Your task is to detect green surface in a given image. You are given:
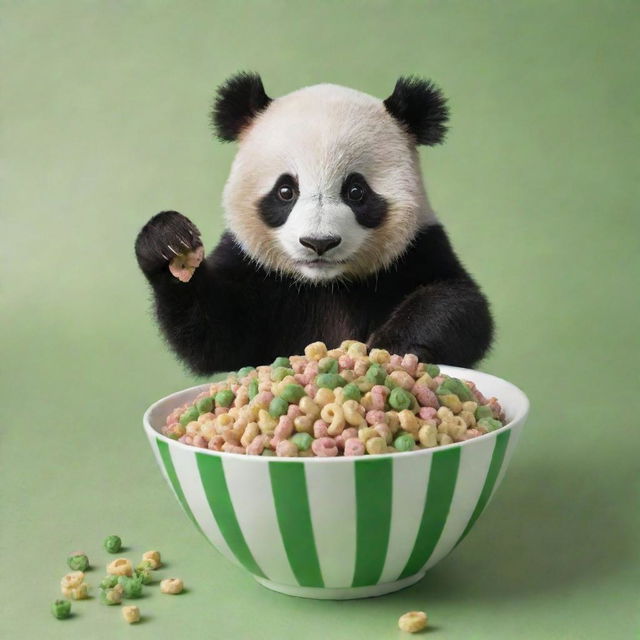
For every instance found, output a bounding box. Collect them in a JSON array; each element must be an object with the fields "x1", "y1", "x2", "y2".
[{"x1": 1, "y1": 1, "x2": 638, "y2": 638}]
